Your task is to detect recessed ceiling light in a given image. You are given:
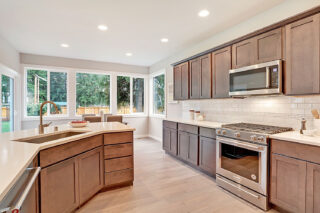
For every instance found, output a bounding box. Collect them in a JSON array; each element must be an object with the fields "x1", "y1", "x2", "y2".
[
  {"x1": 60, "y1": 43, "x2": 69, "y2": 48},
  {"x1": 126, "y1": 52, "x2": 133, "y2": 56},
  {"x1": 98, "y1": 25, "x2": 108, "y2": 31},
  {"x1": 161, "y1": 38, "x2": 169, "y2": 43},
  {"x1": 198, "y1": 9, "x2": 210, "y2": 17}
]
